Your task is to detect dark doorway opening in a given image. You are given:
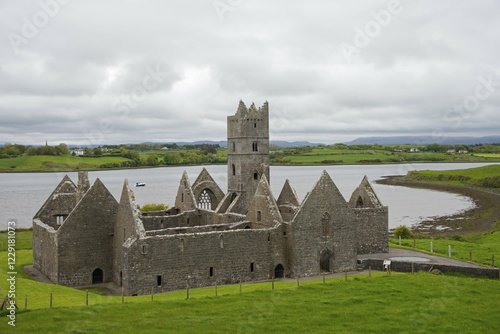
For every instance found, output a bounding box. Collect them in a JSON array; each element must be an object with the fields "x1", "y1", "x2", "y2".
[
  {"x1": 274, "y1": 264, "x2": 284, "y2": 278},
  {"x1": 320, "y1": 250, "x2": 332, "y2": 273},
  {"x1": 92, "y1": 268, "x2": 103, "y2": 284}
]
